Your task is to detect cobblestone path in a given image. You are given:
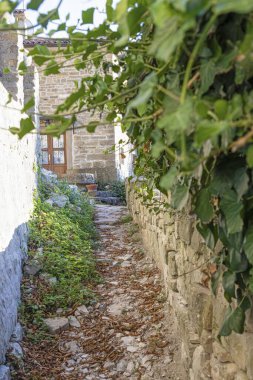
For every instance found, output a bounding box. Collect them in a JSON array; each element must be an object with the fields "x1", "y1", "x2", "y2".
[
  {"x1": 57, "y1": 205, "x2": 185, "y2": 380},
  {"x1": 21, "y1": 204, "x2": 186, "y2": 379}
]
